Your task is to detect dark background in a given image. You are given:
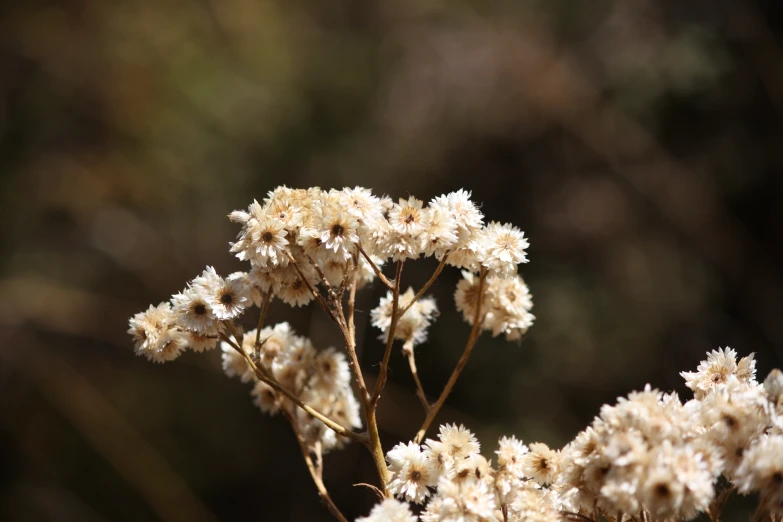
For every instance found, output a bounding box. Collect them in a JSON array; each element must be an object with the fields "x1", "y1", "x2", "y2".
[{"x1": 2, "y1": 0, "x2": 783, "y2": 520}]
